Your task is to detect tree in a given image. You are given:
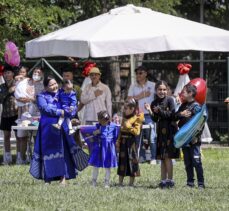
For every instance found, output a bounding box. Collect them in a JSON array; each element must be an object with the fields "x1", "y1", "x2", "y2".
[
  {"x1": 0, "y1": 0, "x2": 81, "y2": 59},
  {"x1": 176, "y1": 0, "x2": 229, "y2": 29},
  {"x1": 0, "y1": 0, "x2": 183, "y2": 109}
]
